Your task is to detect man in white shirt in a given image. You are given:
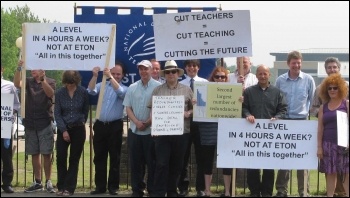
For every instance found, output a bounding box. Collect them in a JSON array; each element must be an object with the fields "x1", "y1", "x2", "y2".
[
  {"x1": 179, "y1": 59, "x2": 208, "y2": 197},
  {"x1": 228, "y1": 56, "x2": 258, "y2": 88}
]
